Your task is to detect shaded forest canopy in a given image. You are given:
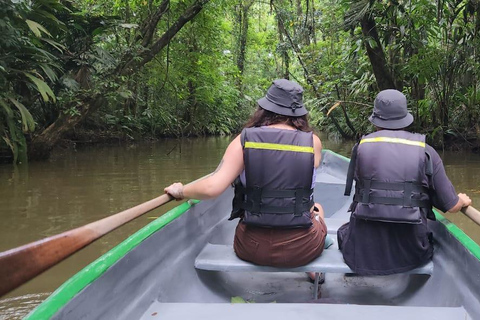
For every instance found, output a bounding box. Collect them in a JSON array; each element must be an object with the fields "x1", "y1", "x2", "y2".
[{"x1": 2, "y1": 0, "x2": 480, "y2": 163}]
